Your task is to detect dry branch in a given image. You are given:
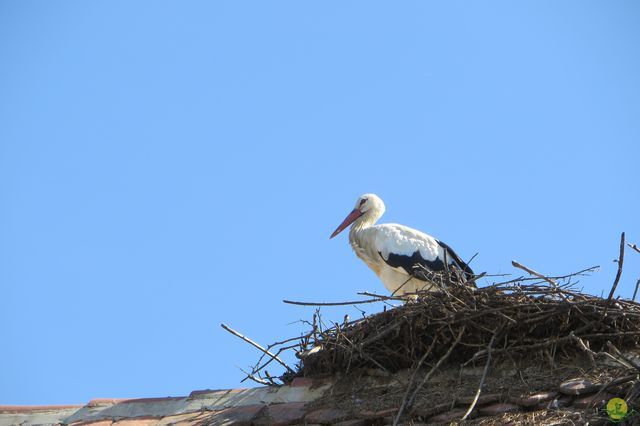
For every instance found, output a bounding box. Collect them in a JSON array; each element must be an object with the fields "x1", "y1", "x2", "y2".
[
  {"x1": 603, "y1": 232, "x2": 626, "y2": 316},
  {"x1": 394, "y1": 327, "x2": 466, "y2": 425},
  {"x1": 511, "y1": 260, "x2": 559, "y2": 288},
  {"x1": 282, "y1": 297, "x2": 393, "y2": 306},
  {"x1": 462, "y1": 331, "x2": 498, "y2": 420},
  {"x1": 221, "y1": 323, "x2": 294, "y2": 375},
  {"x1": 284, "y1": 265, "x2": 640, "y2": 380}
]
